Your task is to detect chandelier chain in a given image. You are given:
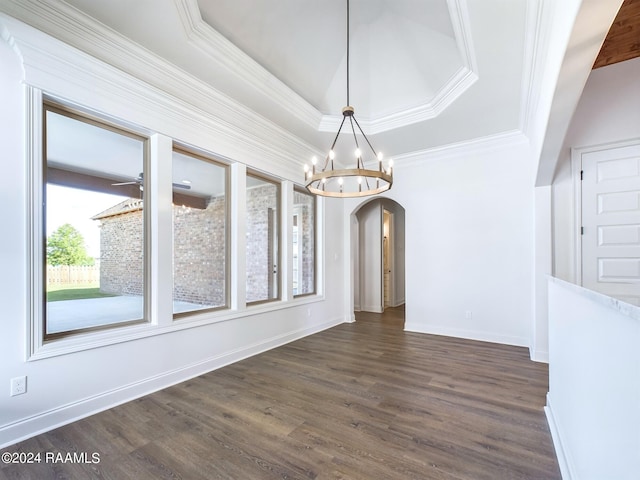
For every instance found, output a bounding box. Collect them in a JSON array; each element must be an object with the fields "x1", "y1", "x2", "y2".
[{"x1": 346, "y1": 0, "x2": 350, "y2": 107}]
